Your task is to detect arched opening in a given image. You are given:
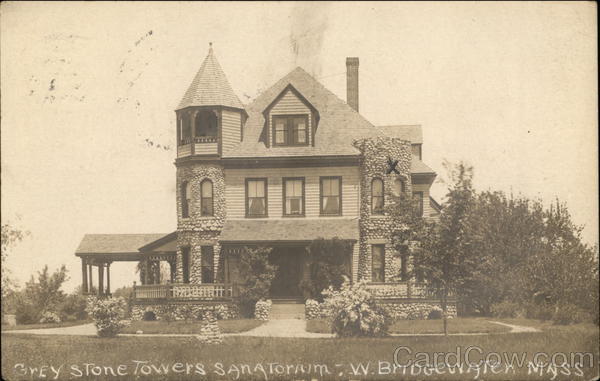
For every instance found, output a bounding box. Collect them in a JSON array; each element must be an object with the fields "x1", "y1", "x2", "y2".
[
  {"x1": 371, "y1": 178, "x2": 384, "y2": 214},
  {"x1": 143, "y1": 311, "x2": 157, "y2": 321},
  {"x1": 392, "y1": 178, "x2": 405, "y2": 197},
  {"x1": 200, "y1": 179, "x2": 214, "y2": 216},
  {"x1": 195, "y1": 110, "x2": 218, "y2": 140}
]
